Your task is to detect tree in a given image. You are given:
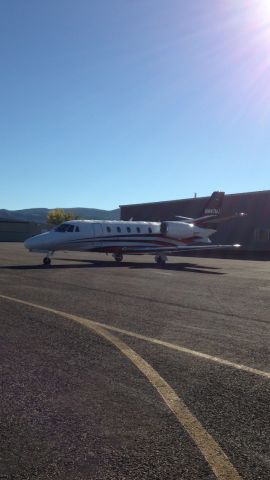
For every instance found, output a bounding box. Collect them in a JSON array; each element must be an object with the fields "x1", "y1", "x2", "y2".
[{"x1": 47, "y1": 209, "x2": 74, "y2": 225}]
